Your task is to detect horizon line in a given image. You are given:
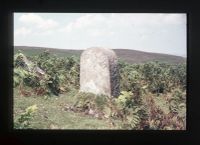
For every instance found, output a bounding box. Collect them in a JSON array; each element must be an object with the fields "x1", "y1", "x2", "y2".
[{"x1": 14, "y1": 45, "x2": 187, "y2": 58}]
